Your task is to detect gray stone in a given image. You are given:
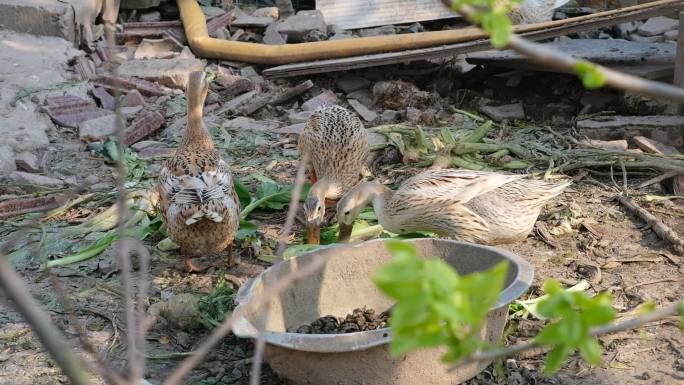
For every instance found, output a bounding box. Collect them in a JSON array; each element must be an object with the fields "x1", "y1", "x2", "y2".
[
  {"x1": 8, "y1": 171, "x2": 64, "y2": 188},
  {"x1": 79, "y1": 115, "x2": 119, "y2": 142},
  {"x1": 406, "y1": 107, "x2": 422, "y2": 124},
  {"x1": 301, "y1": 90, "x2": 340, "y2": 111},
  {"x1": 637, "y1": 16, "x2": 678, "y2": 37},
  {"x1": 335, "y1": 75, "x2": 371, "y2": 94},
  {"x1": 0, "y1": 0, "x2": 76, "y2": 43},
  {"x1": 381, "y1": 110, "x2": 401, "y2": 123},
  {"x1": 232, "y1": 8, "x2": 273, "y2": 28},
  {"x1": 664, "y1": 29, "x2": 679, "y2": 41},
  {"x1": 253, "y1": 7, "x2": 279, "y2": 20},
  {"x1": 479, "y1": 102, "x2": 525, "y2": 121},
  {"x1": 577, "y1": 115, "x2": 684, "y2": 148},
  {"x1": 14, "y1": 152, "x2": 41, "y2": 173},
  {"x1": 359, "y1": 25, "x2": 395, "y2": 37},
  {"x1": 347, "y1": 99, "x2": 377, "y2": 122},
  {"x1": 117, "y1": 57, "x2": 204, "y2": 89},
  {"x1": 273, "y1": 123, "x2": 305, "y2": 134},
  {"x1": 121, "y1": 90, "x2": 146, "y2": 107},
  {"x1": 288, "y1": 110, "x2": 314, "y2": 124},
  {"x1": 329, "y1": 32, "x2": 355, "y2": 41},
  {"x1": 0, "y1": 144, "x2": 16, "y2": 174},
  {"x1": 263, "y1": 22, "x2": 287, "y2": 45},
  {"x1": 628, "y1": 34, "x2": 665, "y2": 43},
  {"x1": 139, "y1": 11, "x2": 161, "y2": 22},
  {"x1": 347, "y1": 89, "x2": 374, "y2": 107},
  {"x1": 277, "y1": 10, "x2": 326, "y2": 41},
  {"x1": 222, "y1": 117, "x2": 279, "y2": 132},
  {"x1": 131, "y1": 140, "x2": 166, "y2": 152},
  {"x1": 407, "y1": 22, "x2": 424, "y2": 33}
]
